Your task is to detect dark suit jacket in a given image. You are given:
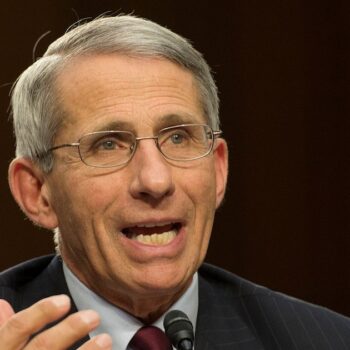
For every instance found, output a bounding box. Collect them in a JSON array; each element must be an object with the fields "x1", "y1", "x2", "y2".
[{"x1": 1, "y1": 255, "x2": 349, "y2": 349}]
